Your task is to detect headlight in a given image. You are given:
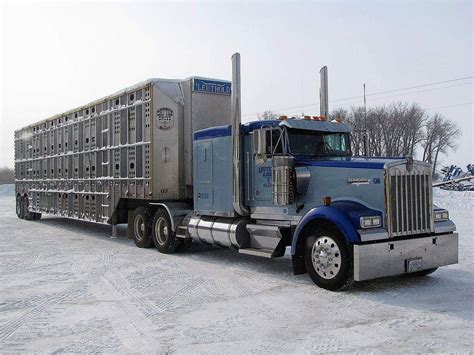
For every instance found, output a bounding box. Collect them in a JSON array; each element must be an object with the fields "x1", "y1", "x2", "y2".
[
  {"x1": 434, "y1": 210, "x2": 449, "y2": 221},
  {"x1": 360, "y1": 216, "x2": 382, "y2": 228}
]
